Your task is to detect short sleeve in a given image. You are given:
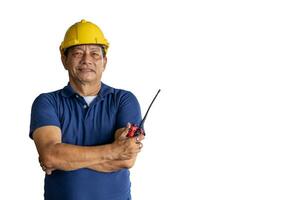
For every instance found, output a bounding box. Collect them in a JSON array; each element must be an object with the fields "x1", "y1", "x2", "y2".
[
  {"x1": 116, "y1": 91, "x2": 142, "y2": 130},
  {"x1": 29, "y1": 94, "x2": 61, "y2": 139}
]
